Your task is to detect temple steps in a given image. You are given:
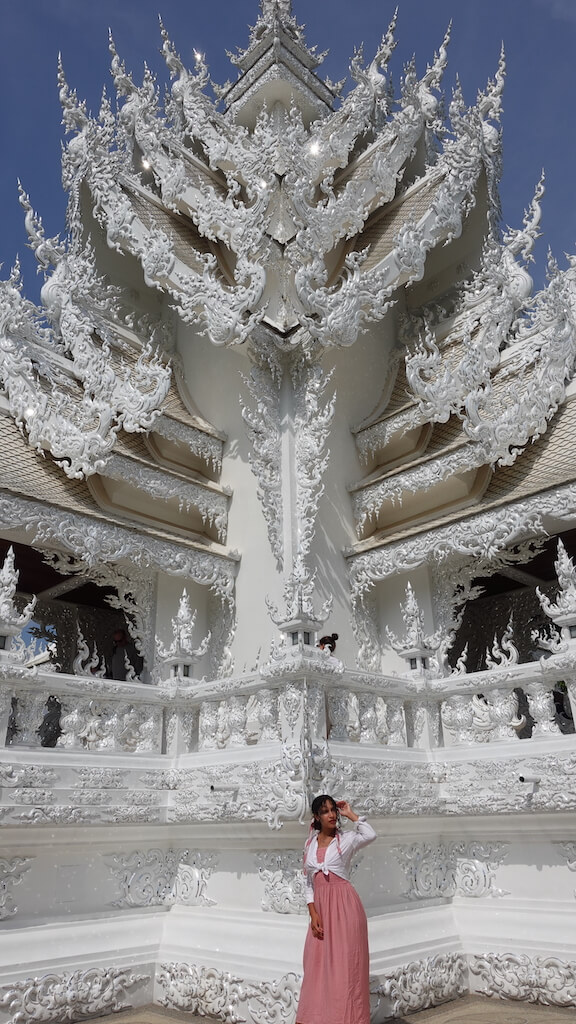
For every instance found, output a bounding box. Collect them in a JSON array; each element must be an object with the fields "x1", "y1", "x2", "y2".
[{"x1": 89, "y1": 997, "x2": 576, "y2": 1023}]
